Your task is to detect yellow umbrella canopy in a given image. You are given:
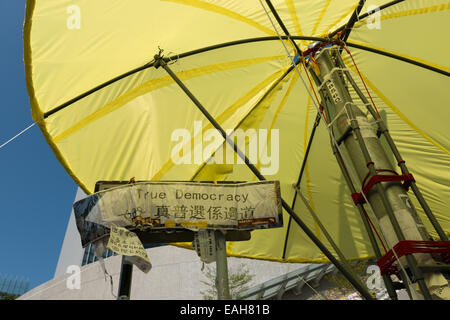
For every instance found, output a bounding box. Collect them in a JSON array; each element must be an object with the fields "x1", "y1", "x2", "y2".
[{"x1": 24, "y1": 0, "x2": 450, "y2": 263}]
